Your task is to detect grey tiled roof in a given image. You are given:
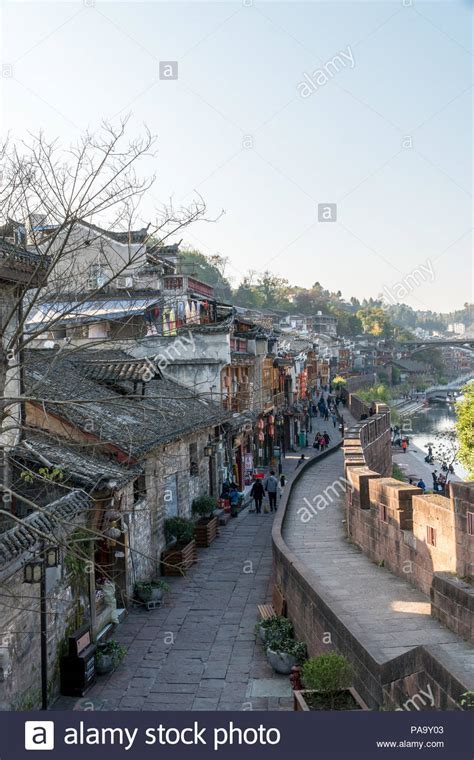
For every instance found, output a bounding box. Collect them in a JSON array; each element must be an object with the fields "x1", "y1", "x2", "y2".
[
  {"x1": 24, "y1": 349, "x2": 230, "y2": 460},
  {"x1": 13, "y1": 432, "x2": 140, "y2": 490},
  {"x1": 0, "y1": 490, "x2": 92, "y2": 568}
]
